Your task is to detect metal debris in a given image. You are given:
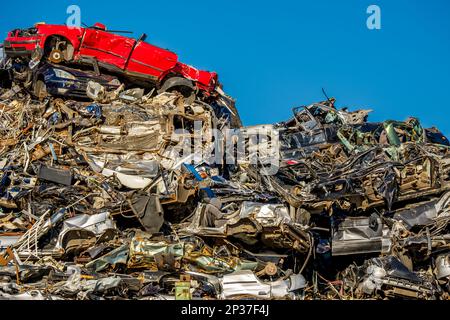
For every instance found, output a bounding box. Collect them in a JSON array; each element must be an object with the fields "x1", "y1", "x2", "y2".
[{"x1": 0, "y1": 44, "x2": 449, "y2": 302}]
